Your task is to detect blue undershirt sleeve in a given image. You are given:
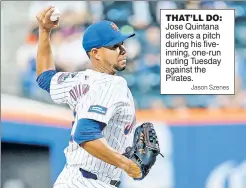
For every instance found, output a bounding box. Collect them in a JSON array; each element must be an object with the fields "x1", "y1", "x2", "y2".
[
  {"x1": 73, "y1": 118, "x2": 106, "y2": 145},
  {"x1": 36, "y1": 70, "x2": 57, "y2": 93}
]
